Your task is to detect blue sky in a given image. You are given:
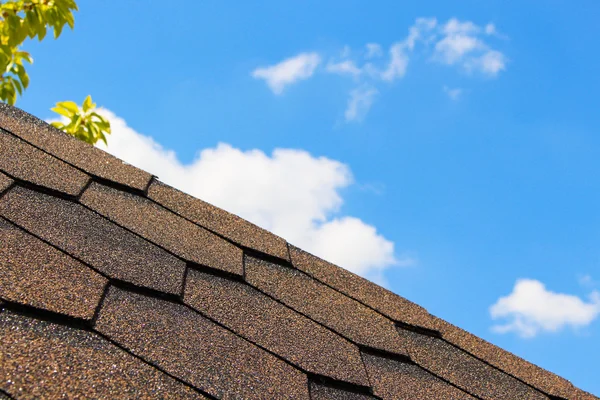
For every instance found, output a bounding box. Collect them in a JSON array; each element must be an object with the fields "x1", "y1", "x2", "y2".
[{"x1": 14, "y1": 0, "x2": 600, "y2": 394}]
